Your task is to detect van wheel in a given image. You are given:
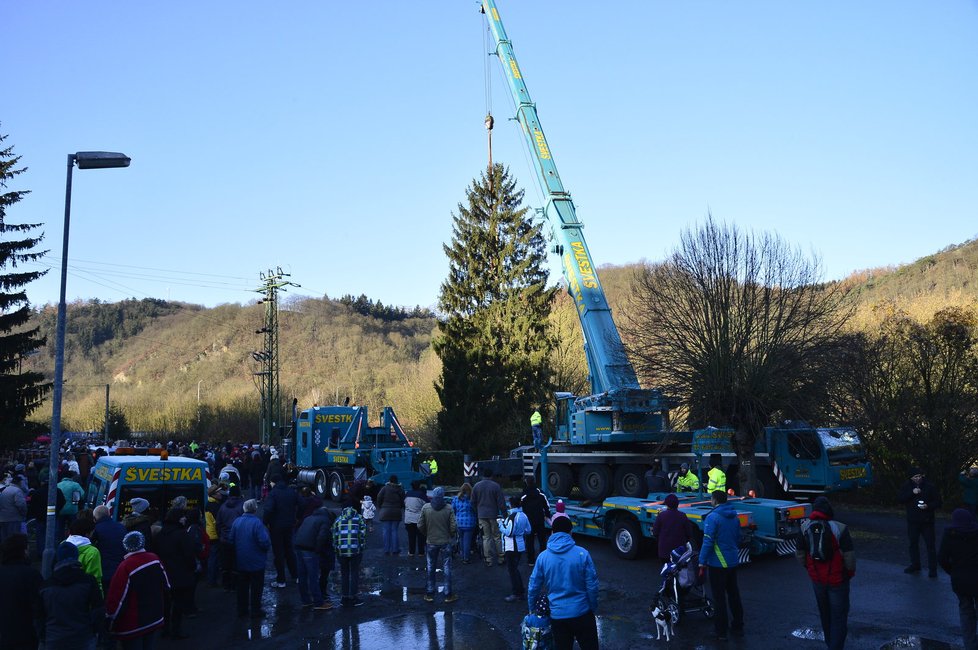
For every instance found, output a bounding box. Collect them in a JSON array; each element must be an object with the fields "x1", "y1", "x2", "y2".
[
  {"x1": 314, "y1": 470, "x2": 328, "y2": 496},
  {"x1": 612, "y1": 518, "x2": 642, "y2": 560},
  {"x1": 329, "y1": 472, "x2": 344, "y2": 501}
]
